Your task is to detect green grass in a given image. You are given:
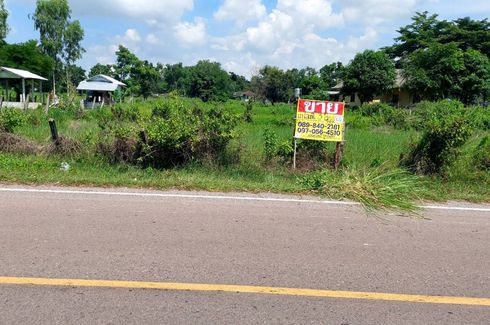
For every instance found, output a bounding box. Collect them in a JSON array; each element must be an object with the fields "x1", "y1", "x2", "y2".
[{"x1": 1, "y1": 98, "x2": 489, "y2": 212}]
